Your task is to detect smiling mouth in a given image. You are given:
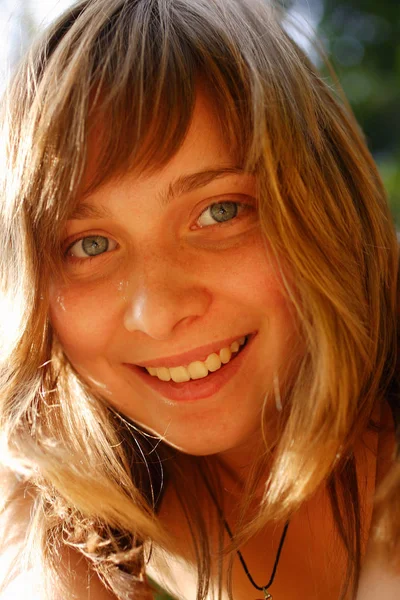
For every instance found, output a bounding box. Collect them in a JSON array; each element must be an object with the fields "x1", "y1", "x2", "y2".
[
  {"x1": 137, "y1": 334, "x2": 251, "y2": 384},
  {"x1": 125, "y1": 333, "x2": 256, "y2": 402}
]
